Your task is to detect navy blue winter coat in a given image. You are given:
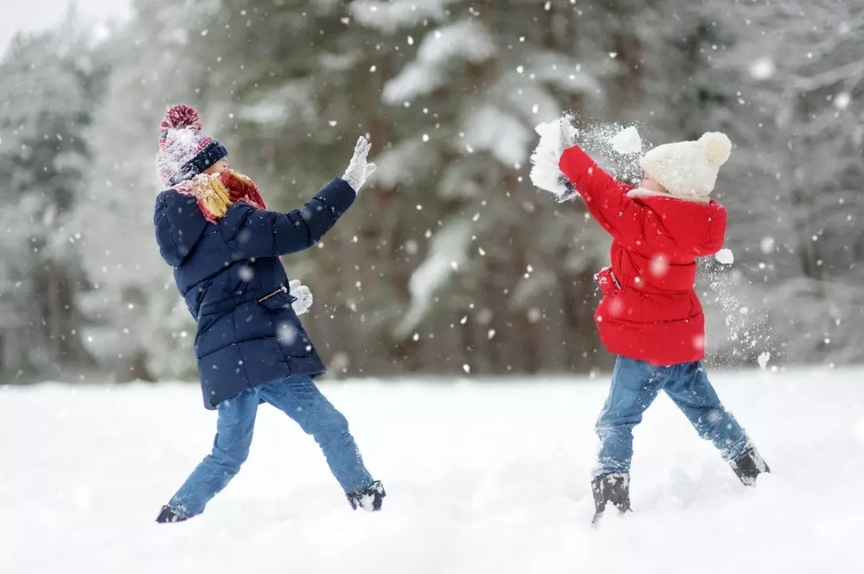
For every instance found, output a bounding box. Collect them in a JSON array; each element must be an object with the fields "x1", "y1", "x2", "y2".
[{"x1": 153, "y1": 178, "x2": 356, "y2": 409}]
